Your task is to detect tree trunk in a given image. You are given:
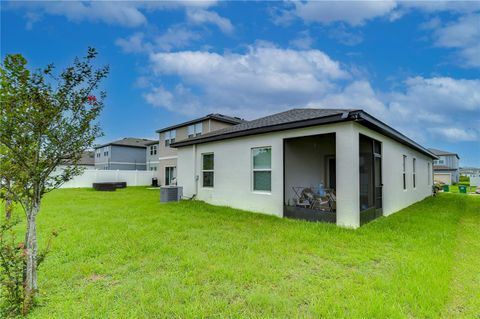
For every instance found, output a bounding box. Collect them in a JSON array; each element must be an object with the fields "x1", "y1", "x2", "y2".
[
  {"x1": 5, "y1": 198, "x2": 12, "y2": 219},
  {"x1": 24, "y1": 200, "x2": 39, "y2": 309}
]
